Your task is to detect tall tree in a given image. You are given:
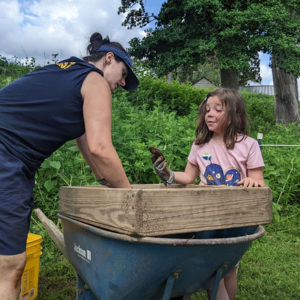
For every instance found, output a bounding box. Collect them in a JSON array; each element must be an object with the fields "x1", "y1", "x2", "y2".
[
  {"x1": 267, "y1": 1, "x2": 300, "y2": 123},
  {"x1": 272, "y1": 56, "x2": 299, "y2": 123},
  {"x1": 165, "y1": 57, "x2": 221, "y2": 85},
  {"x1": 119, "y1": 0, "x2": 300, "y2": 123},
  {"x1": 119, "y1": 0, "x2": 265, "y2": 88}
]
